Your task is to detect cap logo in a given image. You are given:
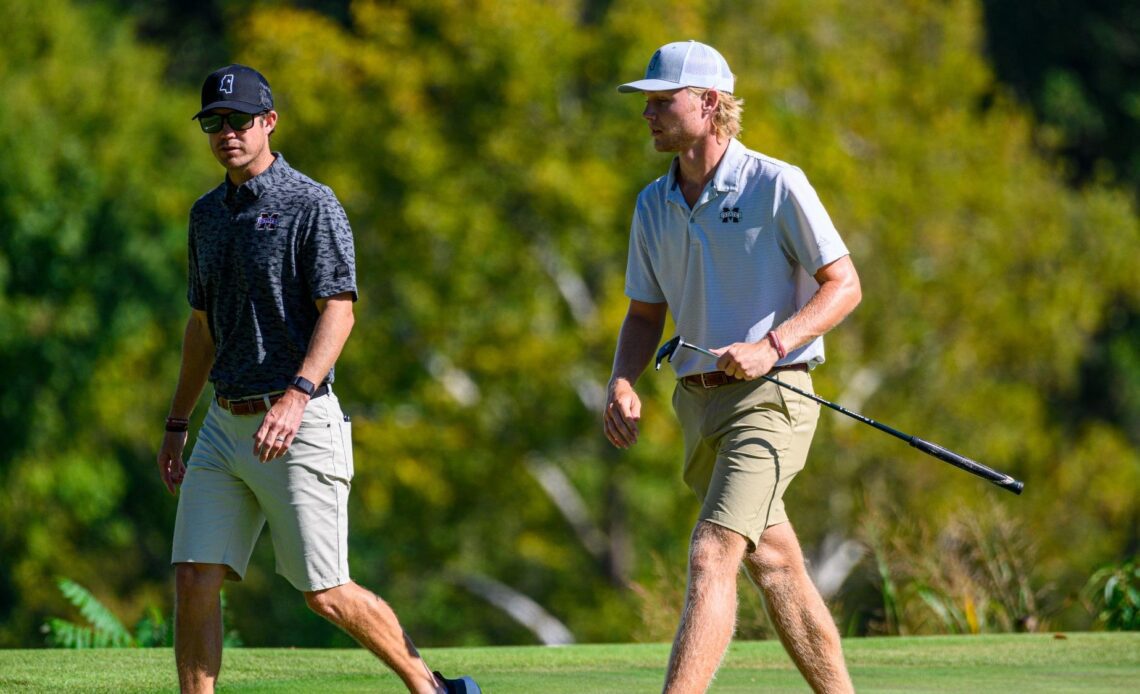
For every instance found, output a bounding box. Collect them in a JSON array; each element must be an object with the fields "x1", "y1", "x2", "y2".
[
  {"x1": 218, "y1": 74, "x2": 234, "y2": 95},
  {"x1": 647, "y1": 50, "x2": 662, "y2": 73}
]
